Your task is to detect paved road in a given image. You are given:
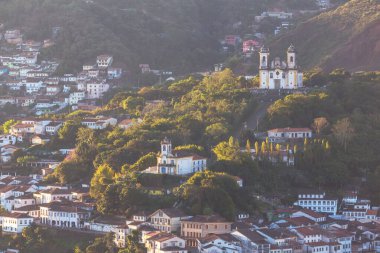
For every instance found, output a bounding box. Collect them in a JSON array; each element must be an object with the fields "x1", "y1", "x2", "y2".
[{"x1": 234, "y1": 90, "x2": 285, "y2": 138}]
